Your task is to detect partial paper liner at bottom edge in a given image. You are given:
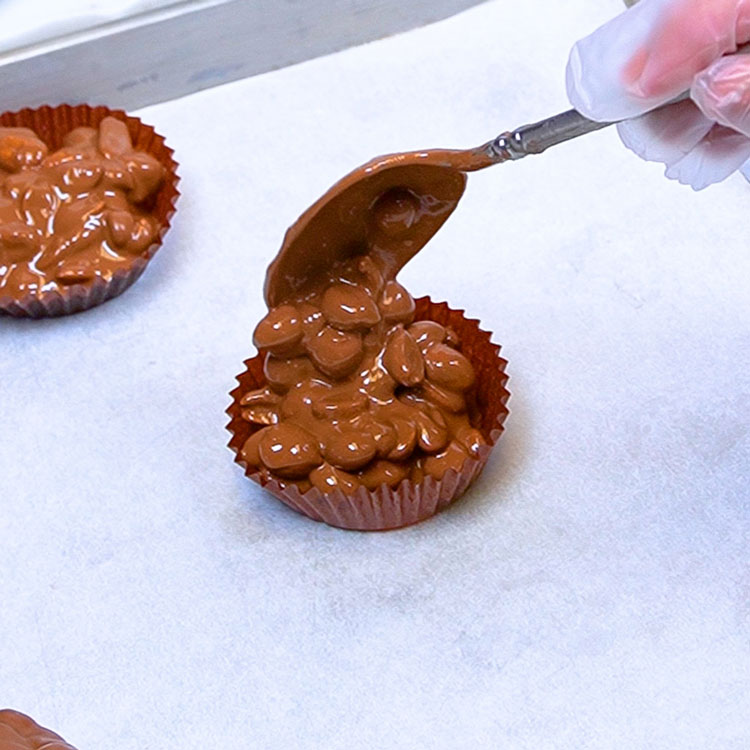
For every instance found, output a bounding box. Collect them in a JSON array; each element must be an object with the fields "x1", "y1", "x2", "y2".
[{"x1": 226, "y1": 297, "x2": 511, "y2": 531}]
